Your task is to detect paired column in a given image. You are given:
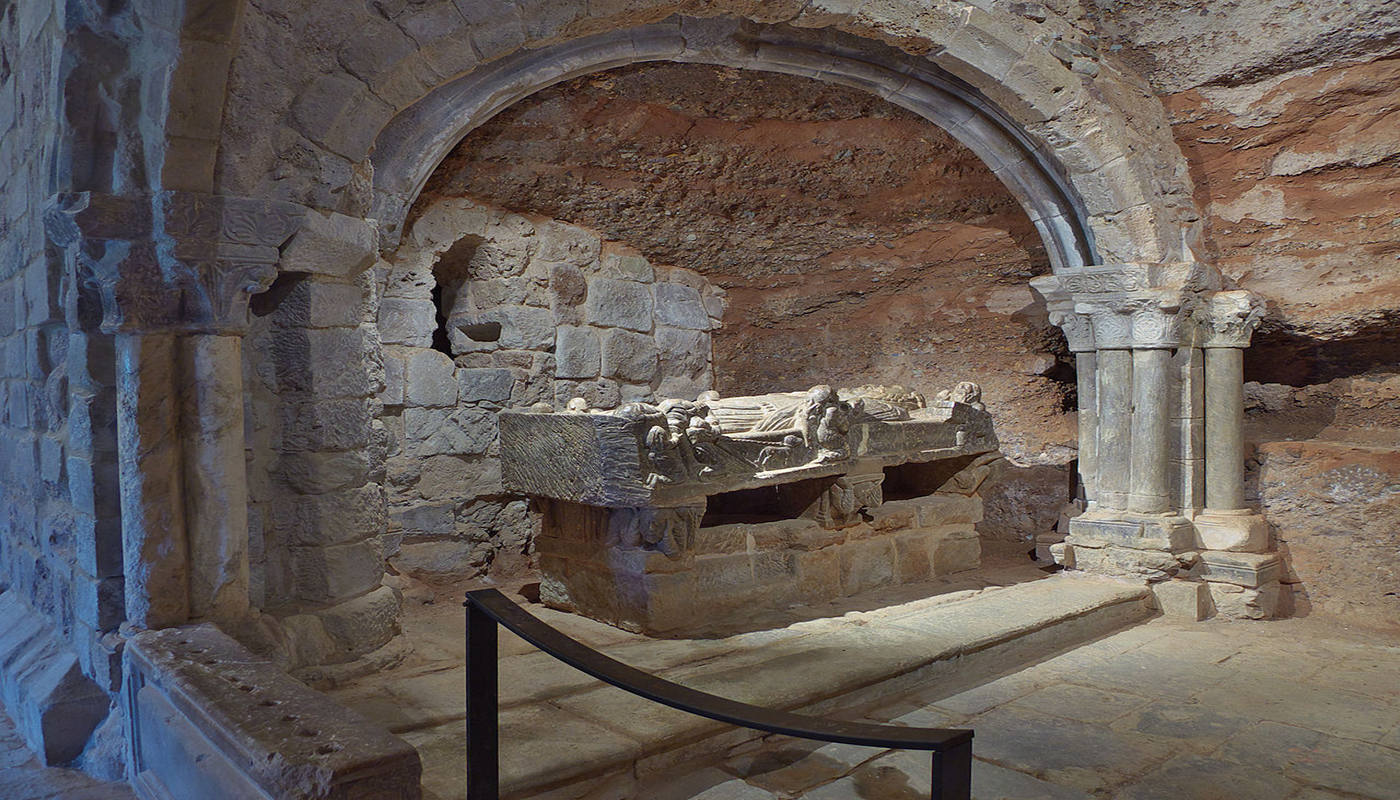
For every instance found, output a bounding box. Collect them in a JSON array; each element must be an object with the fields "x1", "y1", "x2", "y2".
[{"x1": 48, "y1": 191, "x2": 304, "y2": 632}]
